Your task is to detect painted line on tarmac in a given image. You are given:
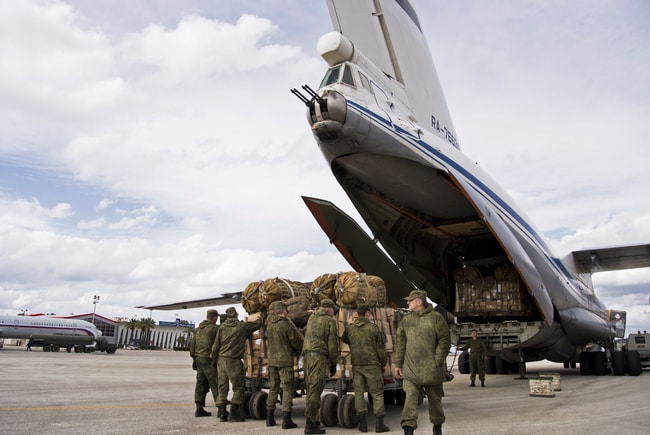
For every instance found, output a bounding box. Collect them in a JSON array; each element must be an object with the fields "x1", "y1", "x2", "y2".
[{"x1": 0, "y1": 403, "x2": 192, "y2": 411}]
